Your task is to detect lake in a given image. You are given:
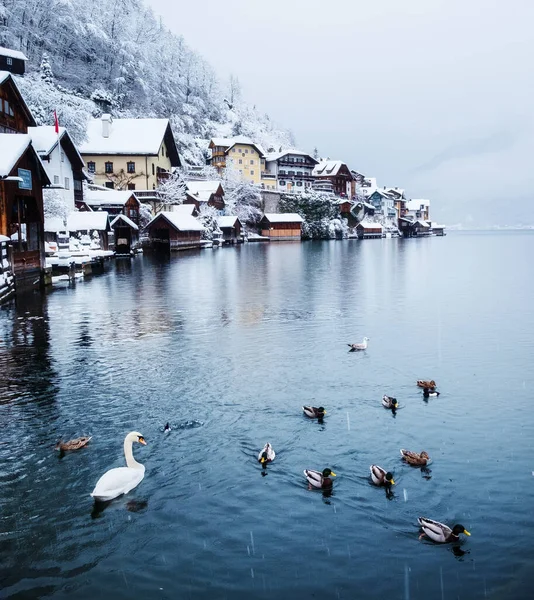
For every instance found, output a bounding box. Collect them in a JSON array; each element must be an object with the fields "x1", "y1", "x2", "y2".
[{"x1": 1, "y1": 231, "x2": 534, "y2": 599}]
